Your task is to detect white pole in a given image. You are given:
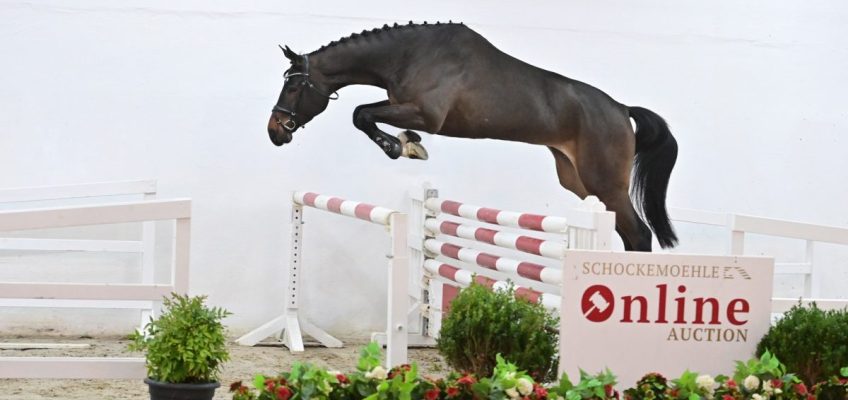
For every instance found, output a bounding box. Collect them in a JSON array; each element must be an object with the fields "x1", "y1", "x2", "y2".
[
  {"x1": 172, "y1": 216, "x2": 191, "y2": 295},
  {"x1": 385, "y1": 212, "x2": 409, "y2": 368},
  {"x1": 140, "y1": 190, "x2": 157, "y2": 328},
  {"x1": 285, "y1": 203, "x2": 305, "y2": 352},
  {"x1": 805, "y1": 240, "x2": 817, "y2": 297}
]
